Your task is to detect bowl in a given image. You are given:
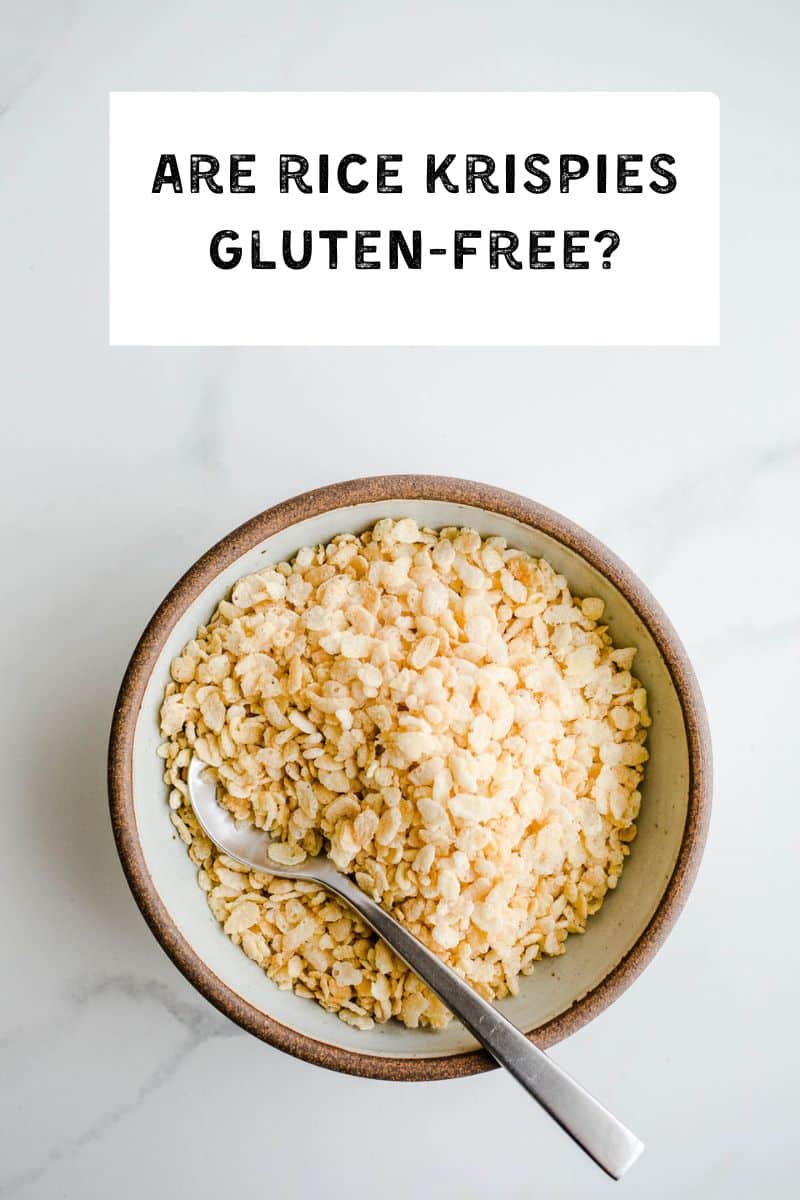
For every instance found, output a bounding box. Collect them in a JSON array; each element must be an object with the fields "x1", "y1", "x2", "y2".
[{"x1": 108, "y1": 476, "x2": 711, "y2": 1080}]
